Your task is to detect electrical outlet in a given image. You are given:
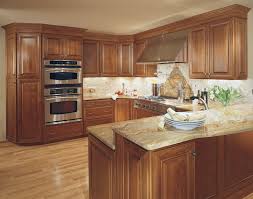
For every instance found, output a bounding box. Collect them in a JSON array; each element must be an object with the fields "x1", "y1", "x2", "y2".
[{"x1": 252, "y1": 89, "x2": 253, "y2": 95}]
